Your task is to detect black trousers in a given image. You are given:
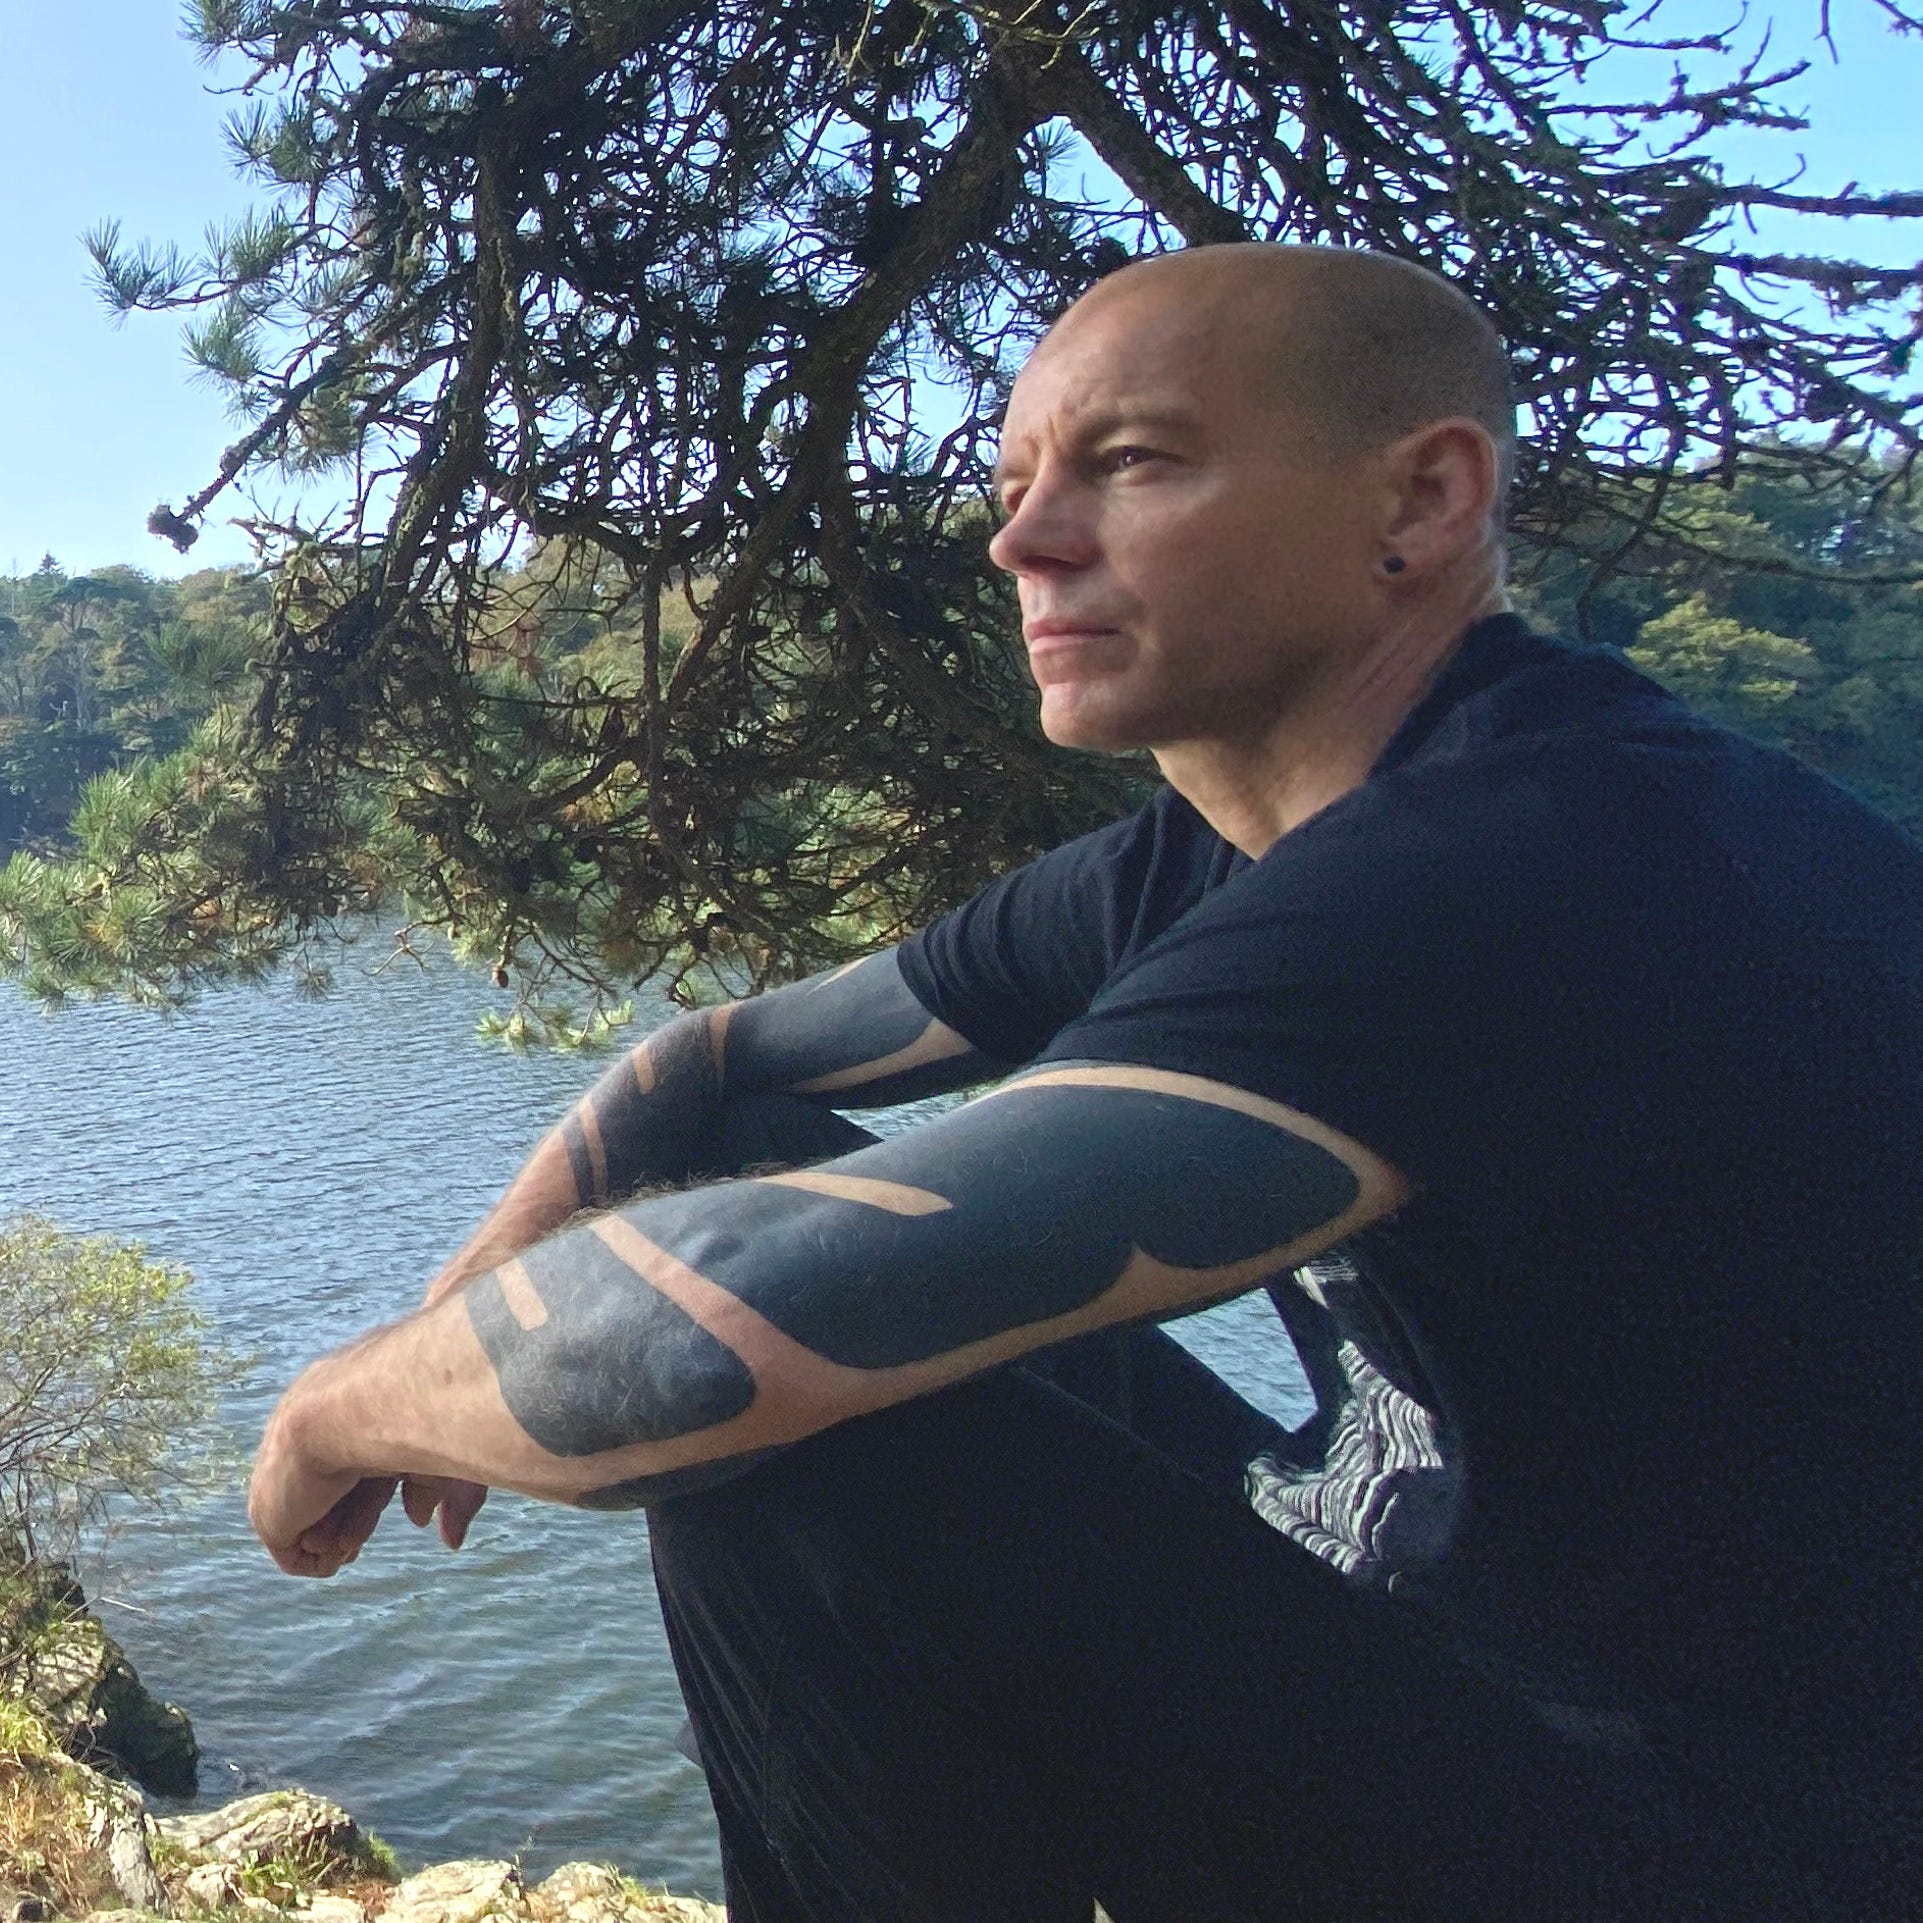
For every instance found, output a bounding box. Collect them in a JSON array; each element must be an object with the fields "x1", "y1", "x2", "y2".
[{"x1": 647, "y1": 1102, "x2": 1797, "y2": 1923}]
